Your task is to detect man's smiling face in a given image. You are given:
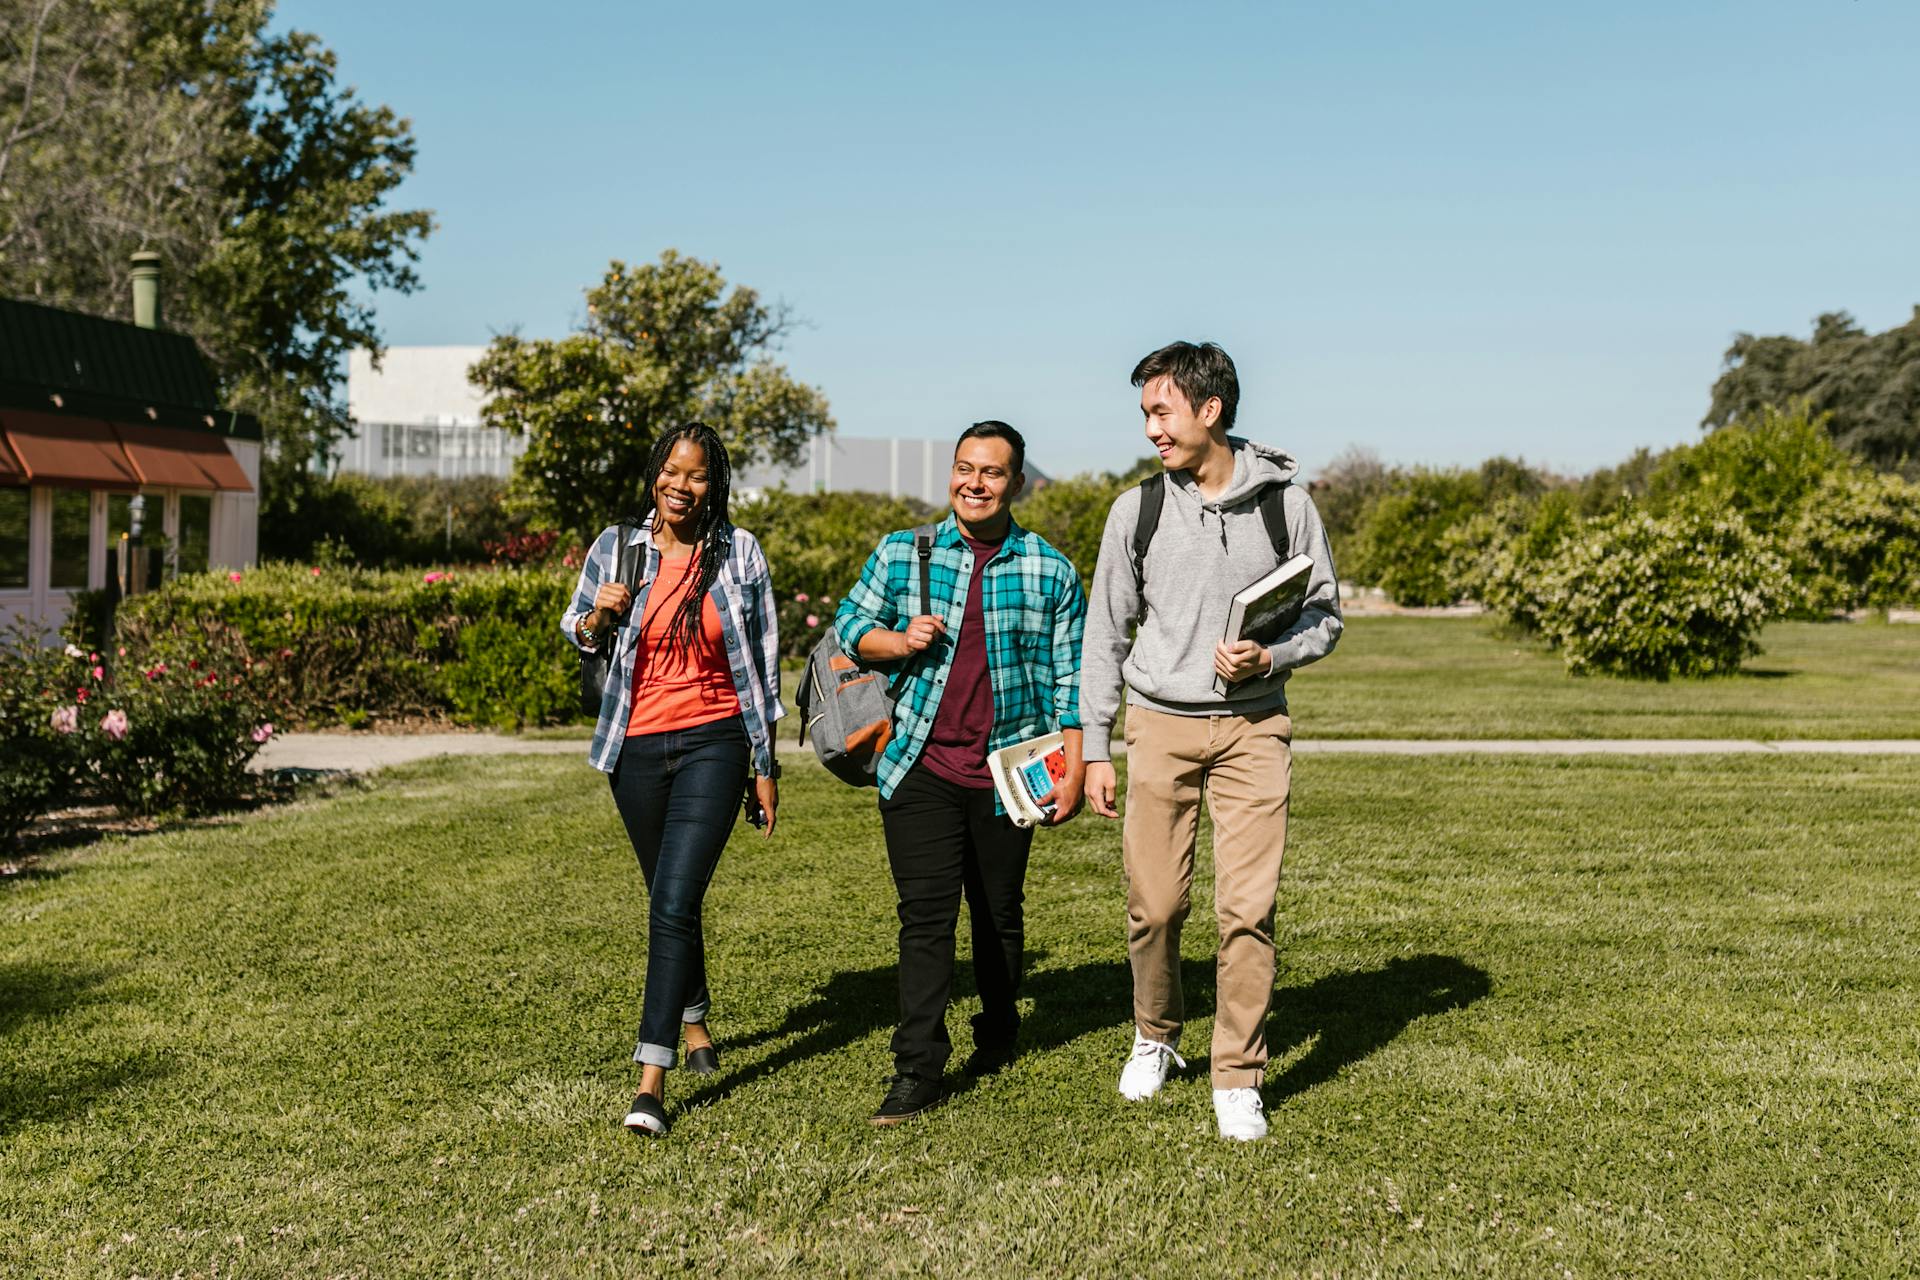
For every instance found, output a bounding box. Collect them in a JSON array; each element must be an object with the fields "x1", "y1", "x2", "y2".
[{"x1": 949, "y1": 435, "x2": 1023, "y2": 535}]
